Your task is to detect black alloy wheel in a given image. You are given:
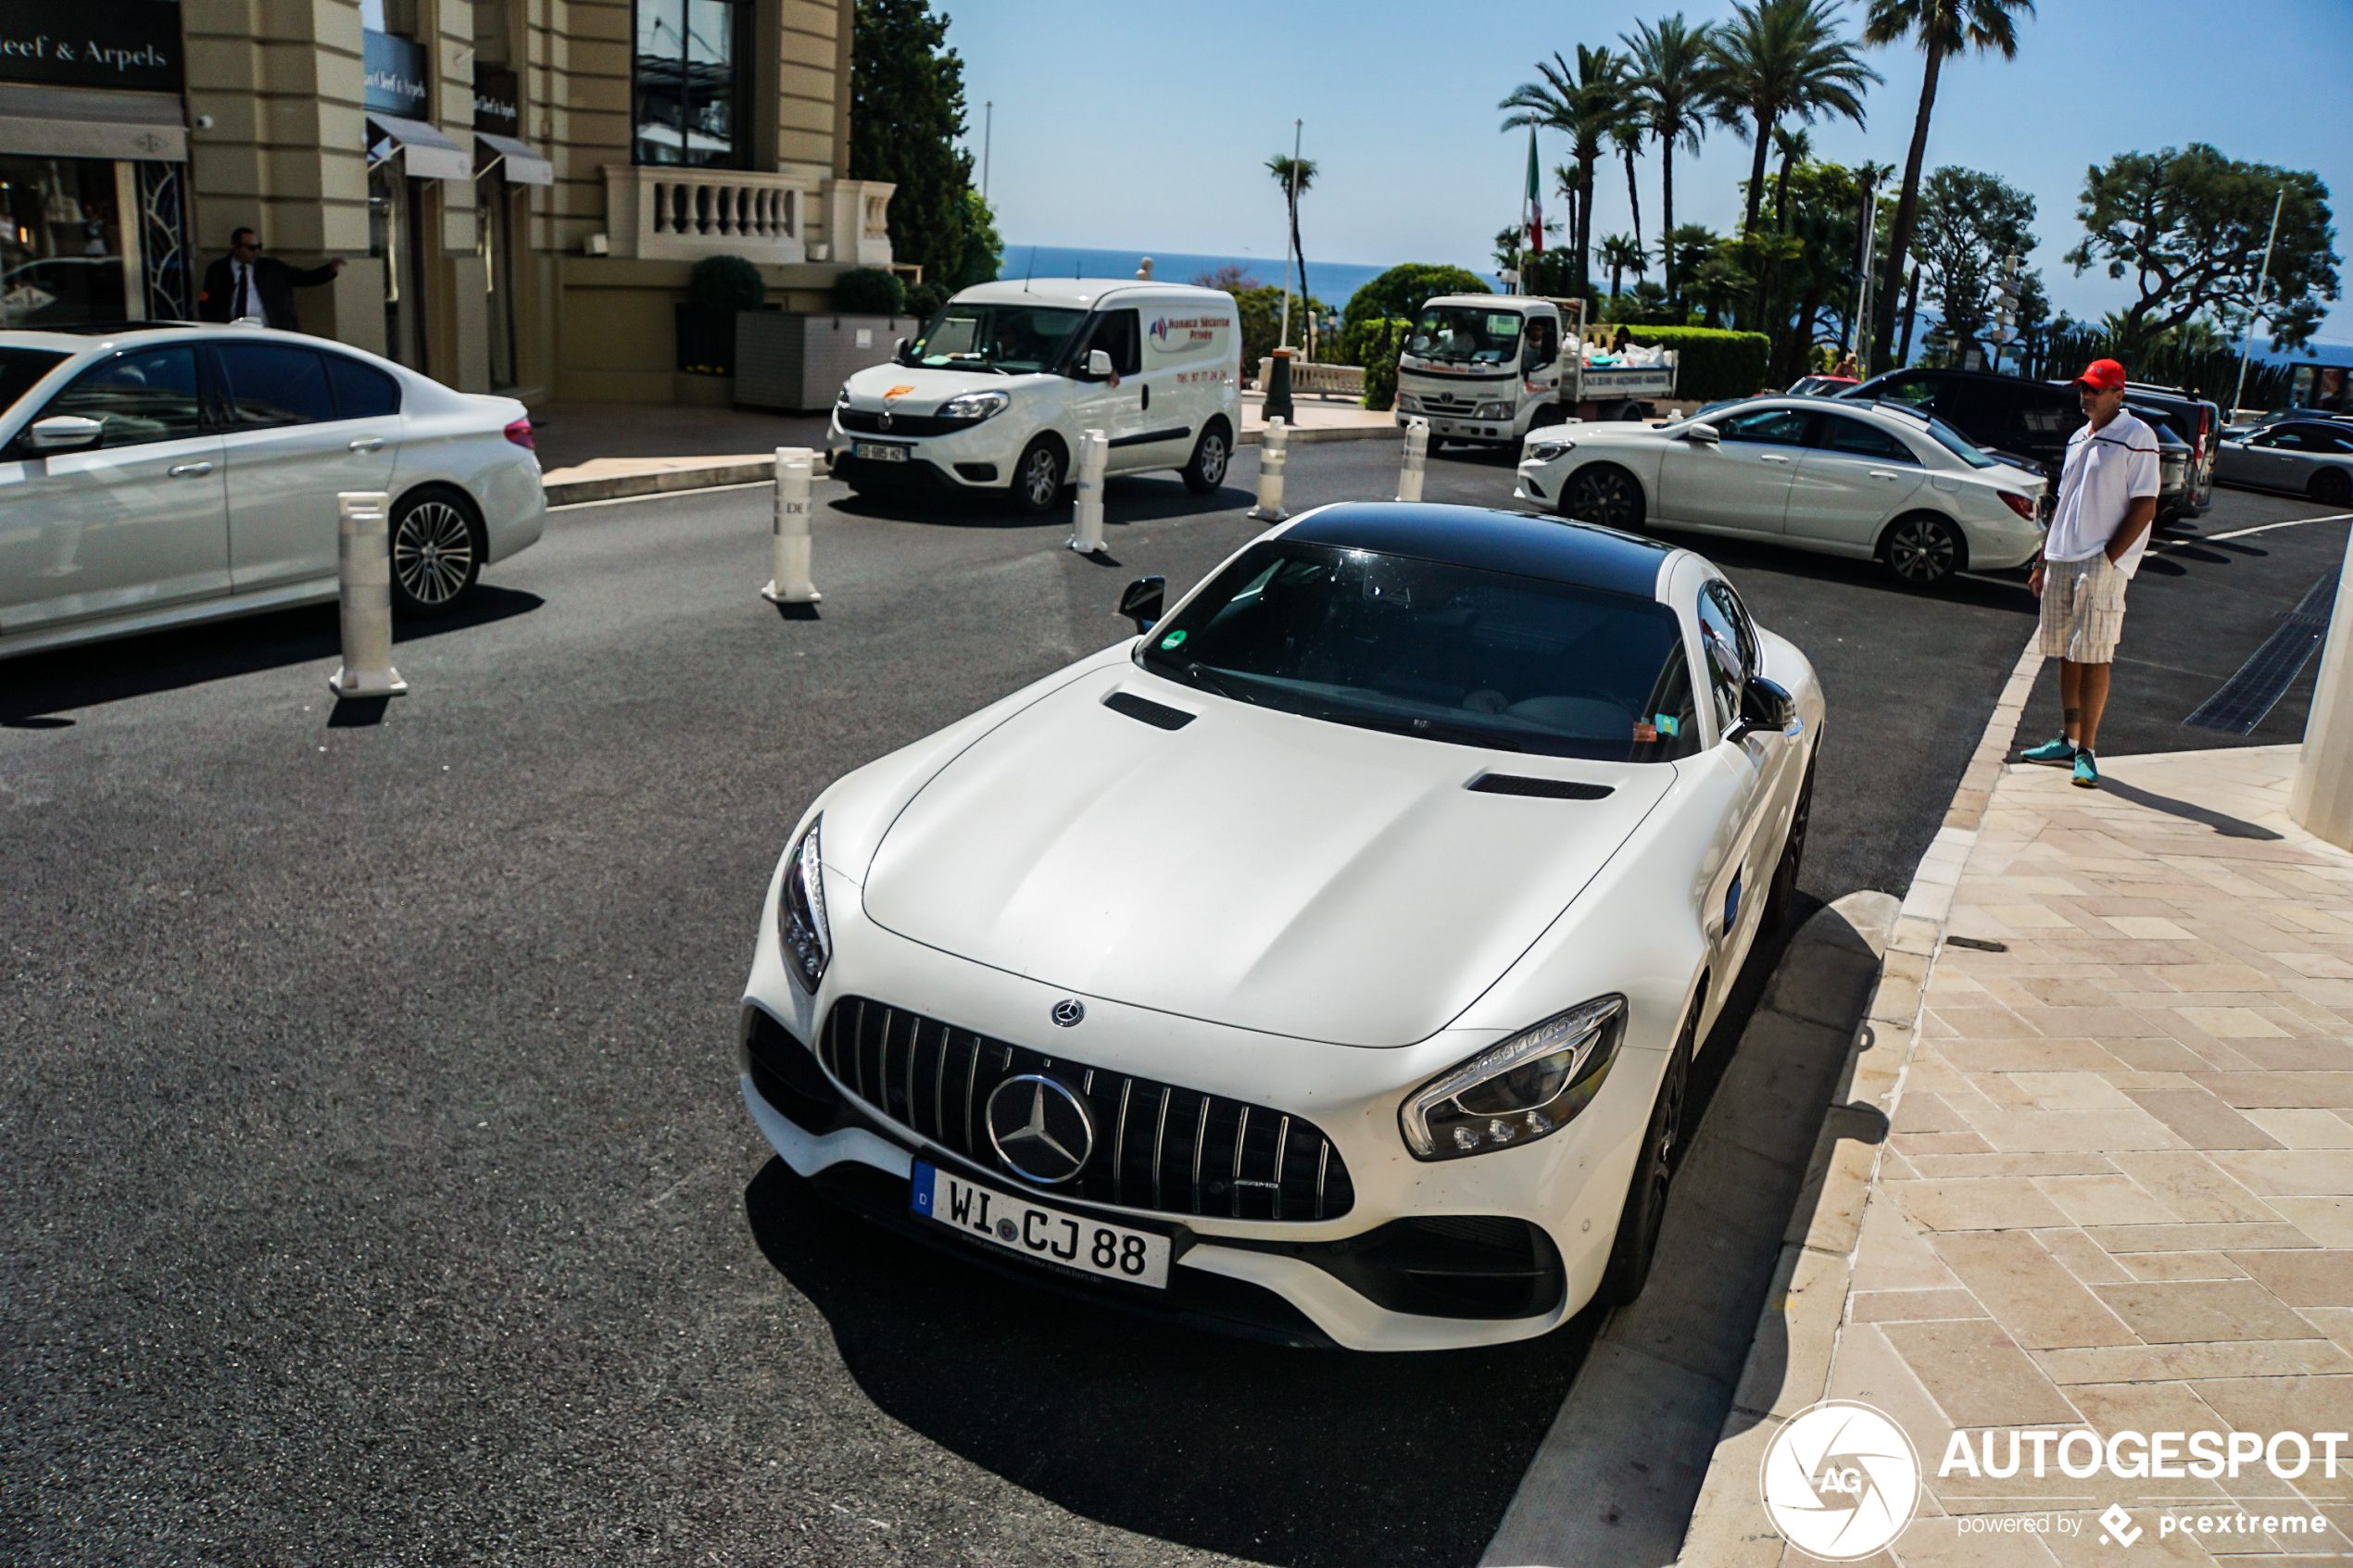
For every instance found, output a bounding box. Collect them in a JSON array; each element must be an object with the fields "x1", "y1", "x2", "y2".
[
  {"x1": 1562, "y1": 464, "x2": 1644, "y2": 530},
  {"x1": 1881, "y1": 512, "x2": 1963, "y2": 588},
  {"x1": 389, "y1": 489, "x2": 484, "y2": 616},
  {"x1": 1181, "y1": 422, "x2": 1230, "y2": 494},
  {"x1": 2311, "y1": 468, "x2": 2352, "y2": 508},
  {"x1": 1008, "y1": 438, "x2": 1066, "y2": 515},
  {"x1": 1765, "y1": 753, "x2": 1817, "y2": 933},
  {"x1": 1598, "y1": 1001, "x2": 1695, "y2": 1305}
]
